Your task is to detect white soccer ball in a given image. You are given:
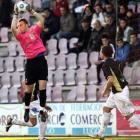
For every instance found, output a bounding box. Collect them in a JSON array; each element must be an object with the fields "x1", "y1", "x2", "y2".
[{"x1": 16, "y1": 1, "x2": 29, "y2": 14}]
